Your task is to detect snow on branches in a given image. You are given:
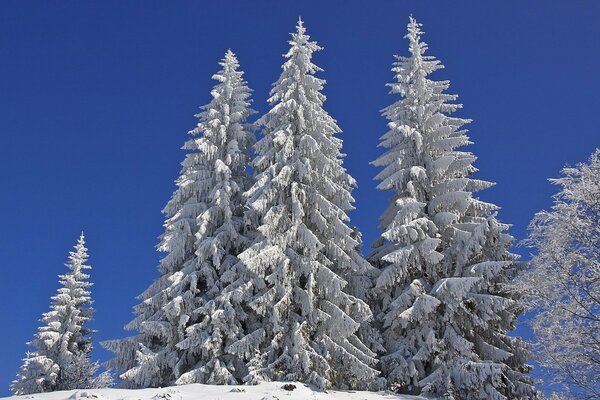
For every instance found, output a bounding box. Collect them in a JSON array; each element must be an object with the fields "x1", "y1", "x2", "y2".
[
  {"x1": 103, "y1": 50, "x2": 256, "y2": 388},
  {"x1": 370, "y1": 17, "x2": 537, "y2": 399},
  {"x1": 519, "y1": 149, "x2": 600, "y2": 400},
  {"x1": 12, "y1": 234, "x2": 111, "y2": 395},
  {"x1": 235, "y1": 18, "x2": 380, "y2": 390}
]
